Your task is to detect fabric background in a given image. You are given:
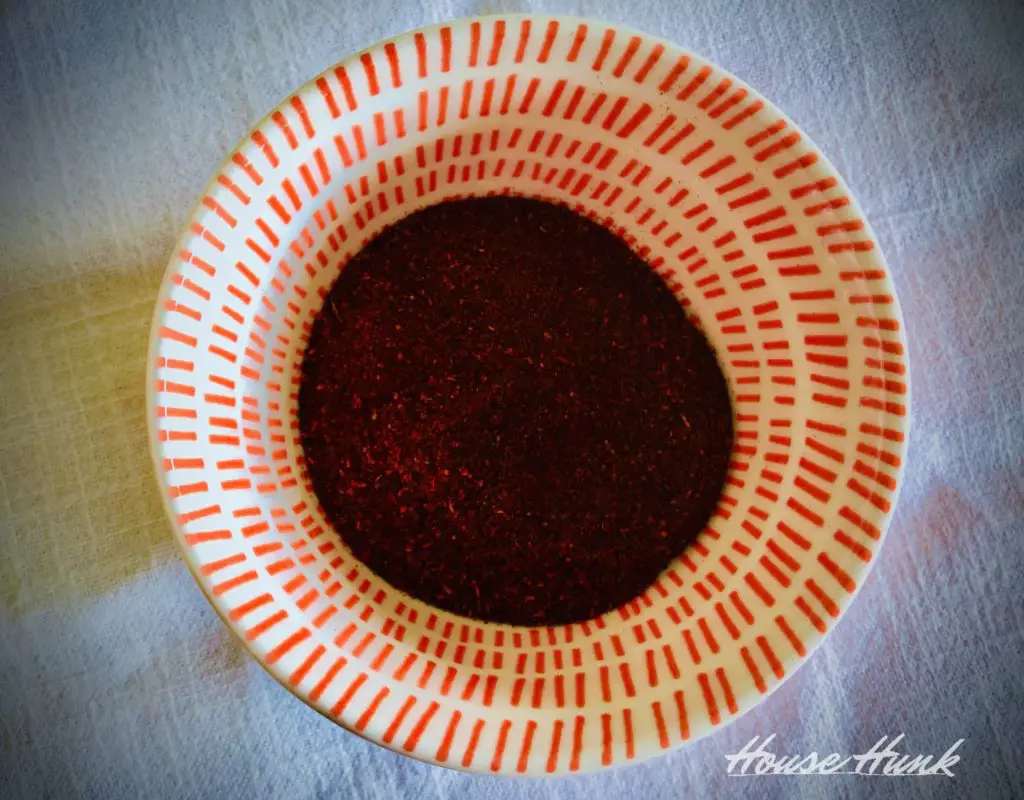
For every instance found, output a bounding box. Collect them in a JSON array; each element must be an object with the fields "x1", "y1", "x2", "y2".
[{"x1": 1, "y1": 0, "x2": 1022, "y2": 797}]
